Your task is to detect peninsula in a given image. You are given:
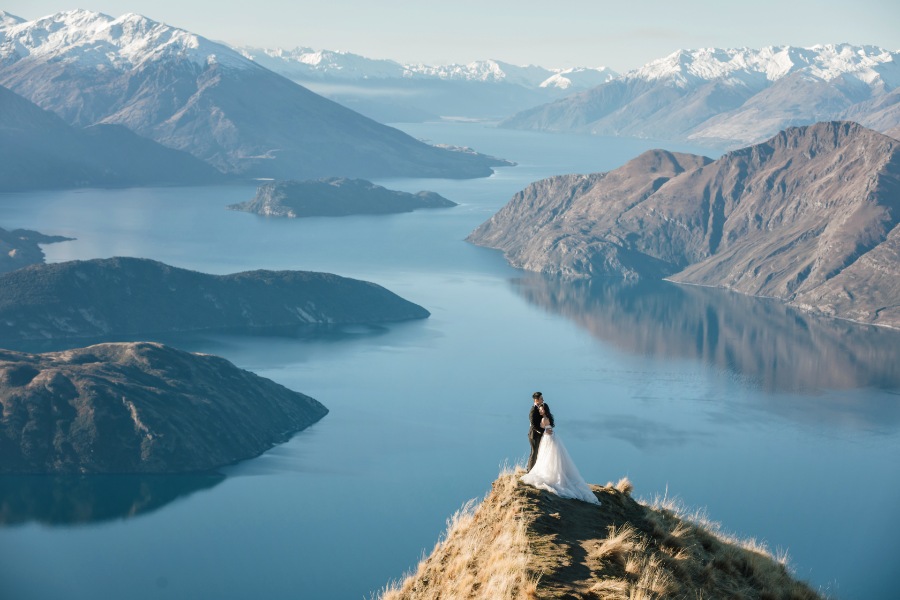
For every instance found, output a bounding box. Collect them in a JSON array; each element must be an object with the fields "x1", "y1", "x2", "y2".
[
  {"x1": 0, "y1": 342, "x2": 328, "y2": 474},
  {"x1": 0, "y1": 257, "x2": 430, "y2": 341}
]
